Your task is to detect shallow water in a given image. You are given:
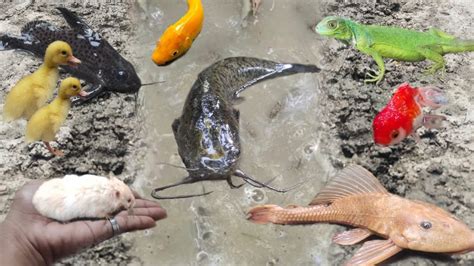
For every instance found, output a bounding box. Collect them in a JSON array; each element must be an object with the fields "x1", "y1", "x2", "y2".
[{"x1": 131, "y1": 0, "x2": 339, "y2": 265}]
